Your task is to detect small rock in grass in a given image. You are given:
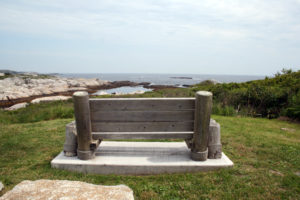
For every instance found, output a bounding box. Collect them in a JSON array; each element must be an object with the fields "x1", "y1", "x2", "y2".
[
  {"x1": 0, "y1": 181, "x2": 3, "y2": 192},
  {"x1": 31, "y1": 96, "x2": 71, "y2": 104},
  {"x1": 295, "y1": 172, "x2": 300, "y2": 177},
  {"x1": 0, "y1": 180, "x2": 134, "y2": 200},
  {"x1": 280, "y1": 128, "x2": 296, "y2": 132},
  {"x1": 269, "y1": 170, "x2": 284, "y2": 177},
  {"x1": 4, "y1": 102, "x2": 28, "y2": 111}
]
